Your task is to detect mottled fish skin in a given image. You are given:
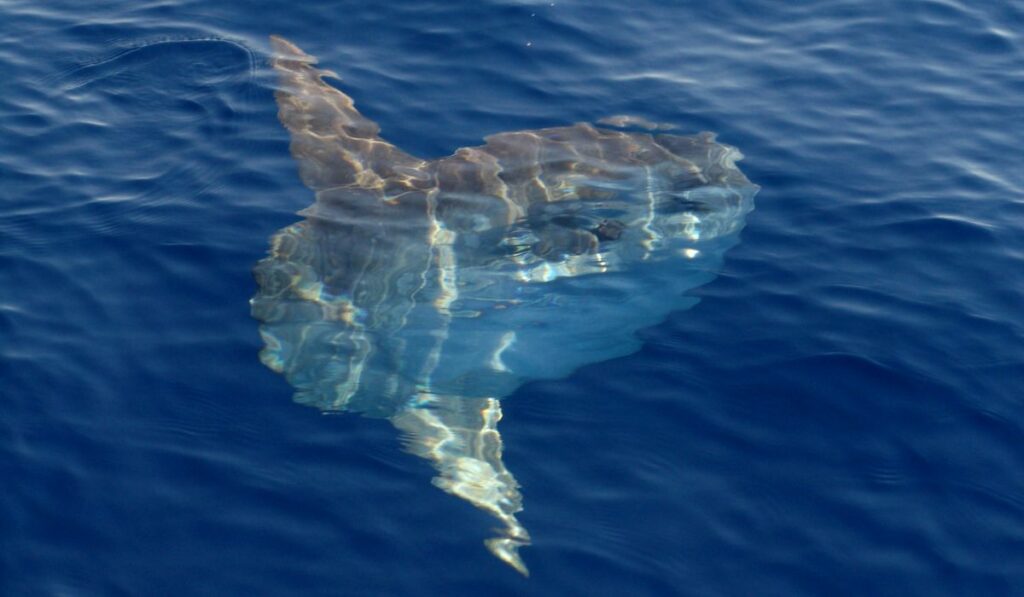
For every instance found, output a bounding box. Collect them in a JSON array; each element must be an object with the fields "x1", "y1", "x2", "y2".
[{"x1": 253, "y1": 35, "x2": 758, "y2": 576}]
